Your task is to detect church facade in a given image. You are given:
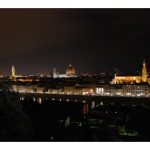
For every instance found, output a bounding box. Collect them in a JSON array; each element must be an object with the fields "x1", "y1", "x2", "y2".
[{"x1": 112, "y1": 60, "x2": 150, "y2": 85}]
